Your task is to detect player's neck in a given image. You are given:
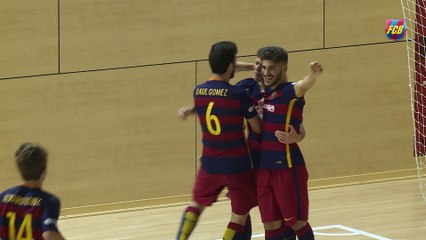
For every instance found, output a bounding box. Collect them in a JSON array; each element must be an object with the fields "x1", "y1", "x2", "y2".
[
  {"x1": 209, "y1": 74, "x2": 229, "y2": 82},
  {"x1": 257, "y1": 81, "x2": 265, "y2": 92},
  {"x1": 22, "y1": 181, "x2": 42, "y2": 189},
  {"x1": 271, "y1": 76, "x2": 288, "y2": 90}
]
